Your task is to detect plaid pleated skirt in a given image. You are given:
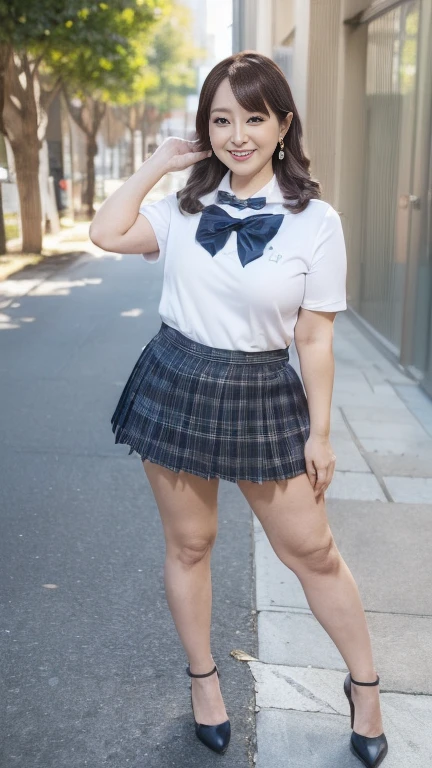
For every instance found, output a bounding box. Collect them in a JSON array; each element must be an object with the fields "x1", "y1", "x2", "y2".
[{"x1": 111, "y1": 321, "x2": 310, "y2": 484}]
